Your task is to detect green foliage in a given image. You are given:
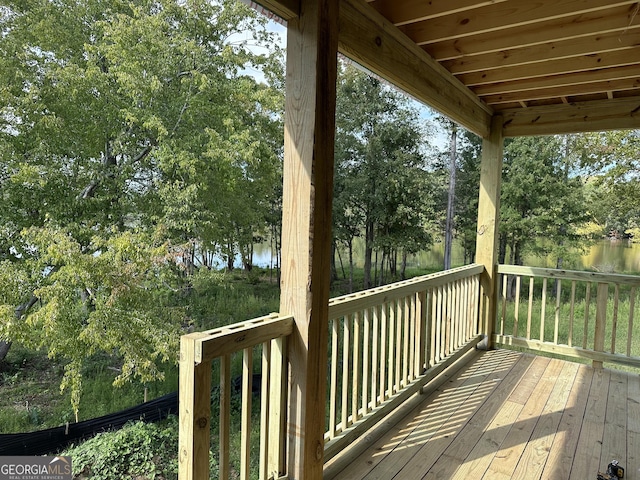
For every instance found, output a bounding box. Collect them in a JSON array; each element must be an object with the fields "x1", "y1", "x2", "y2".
[
  {"x1": 62, "y1": 418, "x2": 180, "y2": 479},
  {"x1": 500, "y1": 135, "x2": 590, "y2": 266},
  {"x1": 334, "y1": 63, "x2": 437, "y2": 288},
  {"x1": 0, "y1": 0, "x2": 283, "y2": 415}
]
